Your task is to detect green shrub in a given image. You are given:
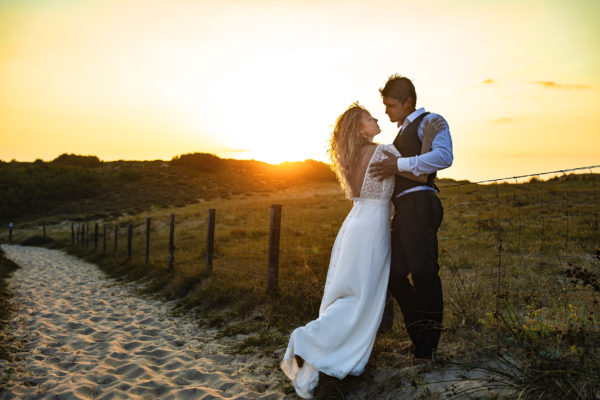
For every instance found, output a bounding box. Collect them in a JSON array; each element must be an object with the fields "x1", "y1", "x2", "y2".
[
  {"x1": 52, "y1": 153, "x2": 102, "y2": 168},
  {"x1": 171, "y1": 152, "x2": 224, "y2": 172}
]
